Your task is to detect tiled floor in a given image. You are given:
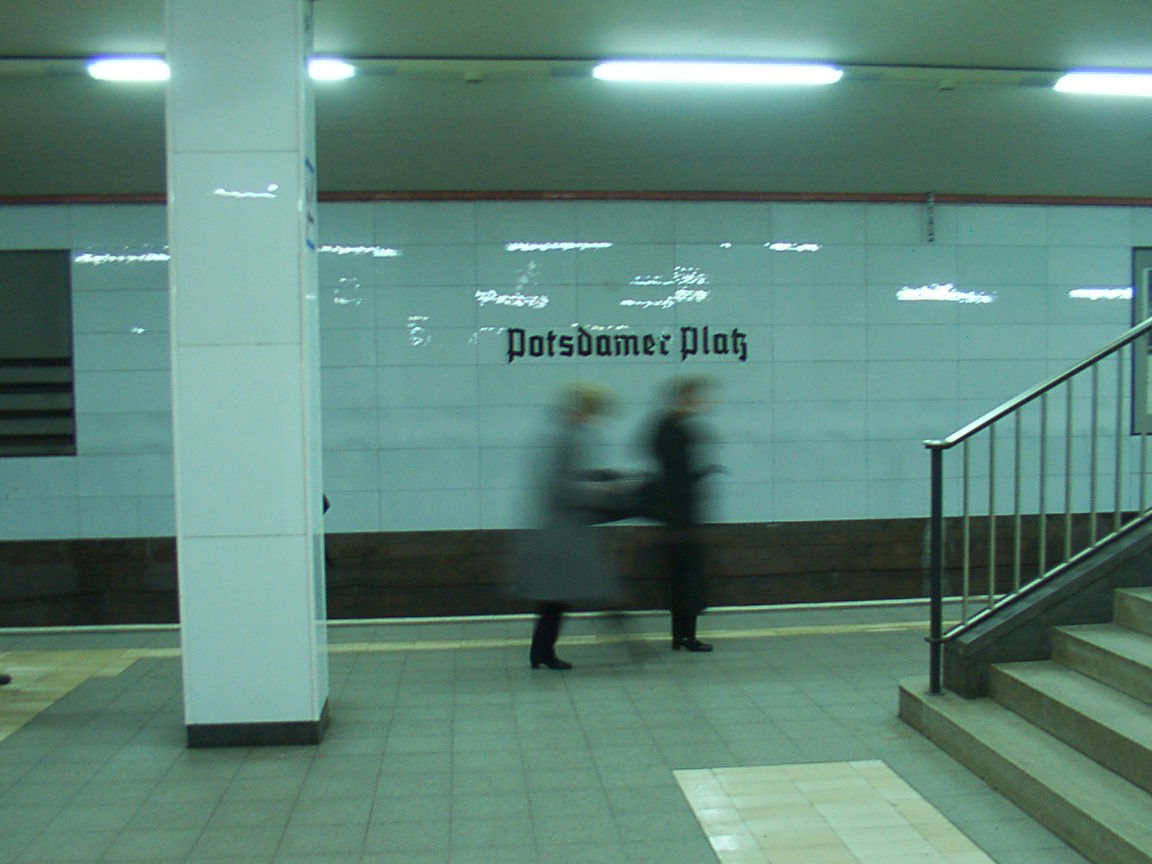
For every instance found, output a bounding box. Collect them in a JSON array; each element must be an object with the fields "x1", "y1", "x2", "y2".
[{"x1": 0, "y1": 604, "x2": 1091, "y2": 864}]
